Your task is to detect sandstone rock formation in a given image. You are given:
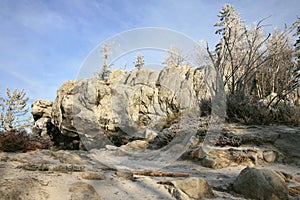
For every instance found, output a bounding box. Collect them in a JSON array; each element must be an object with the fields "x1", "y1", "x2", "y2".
[
  {"x1": 31, "y1": 99, "x2": 53, "y2": 137},
  {"x1": 32, "y1": 66, "x2": 209, "y2": 150}
]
